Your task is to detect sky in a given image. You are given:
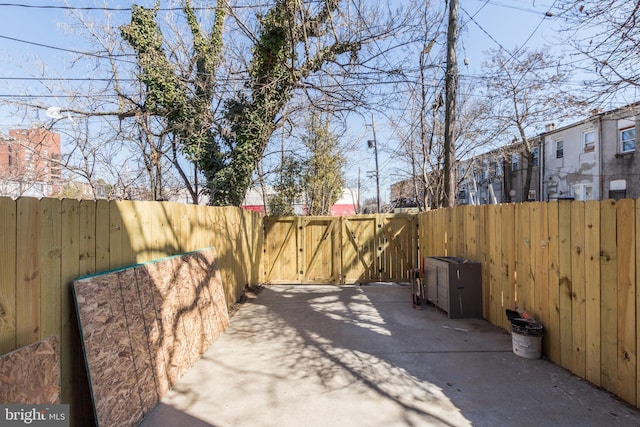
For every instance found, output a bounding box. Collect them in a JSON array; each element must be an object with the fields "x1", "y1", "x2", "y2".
[
  {"x1": 0, "y1": 0, "x2": 563, "y2": 204},
  {"x1": 361, "y1": 0, "x2": 563, "y2": 203}
]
